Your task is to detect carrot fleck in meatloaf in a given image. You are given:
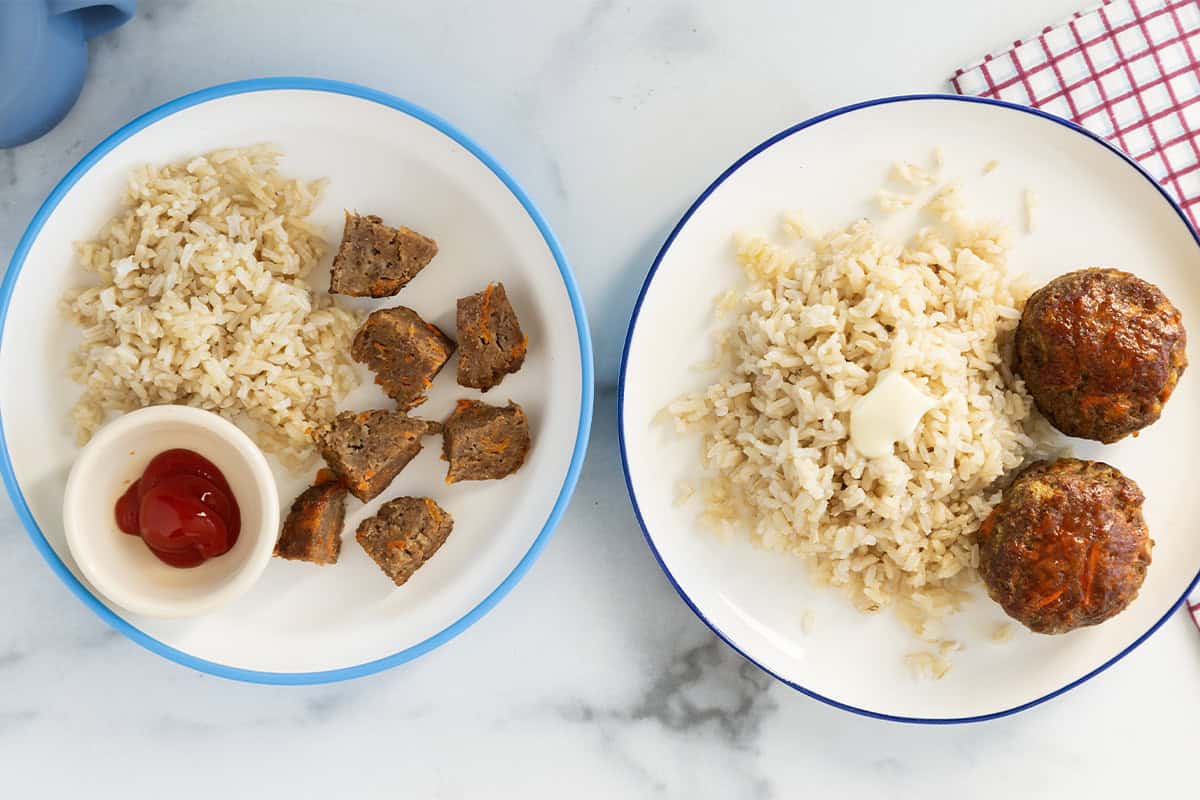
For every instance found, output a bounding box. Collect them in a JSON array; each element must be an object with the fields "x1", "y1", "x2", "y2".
[
  {"x1": 329, "y1": 212, "x2": 438, "y2": 298},
  {"x1": 275, "y1": 470, "x2": 347, "y2": 565},
  {"x1": 314, "y1": 410, "x2": 441, "y2": 502},
  {"x1": 351, "y1": 306, "x2": 456, "y2": 411},
  {"x1": 442, "y1": 399, "x2": 531, "y2": 483},
  {"x1": 456, "y1": 282, "x2": 527, "y2": 391},
  {"x1": 356, "y1": 497, "x2": 454, "y2": 586}
]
